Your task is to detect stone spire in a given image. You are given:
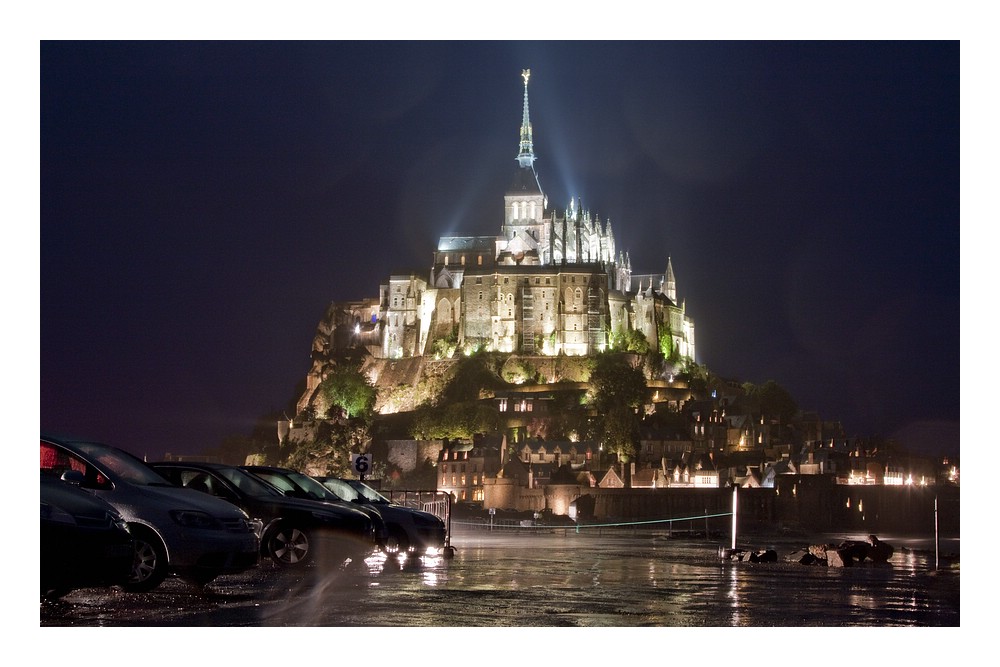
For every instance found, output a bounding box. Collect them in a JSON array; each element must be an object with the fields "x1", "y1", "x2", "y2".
[
  {"x1": 517, "y1": 69, "x2": 536, "y2": 168},
  {"x1": 665, "y1": 256, "x2": 677, "y2": 302}
]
